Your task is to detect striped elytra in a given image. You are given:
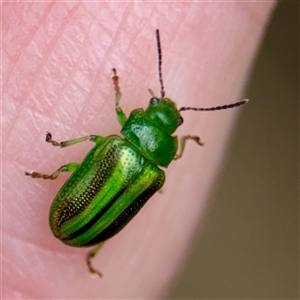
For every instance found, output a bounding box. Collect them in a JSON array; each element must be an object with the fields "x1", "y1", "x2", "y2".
[{"x1": 49, "y1": 135, "x2": 165, "y2": 247}]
